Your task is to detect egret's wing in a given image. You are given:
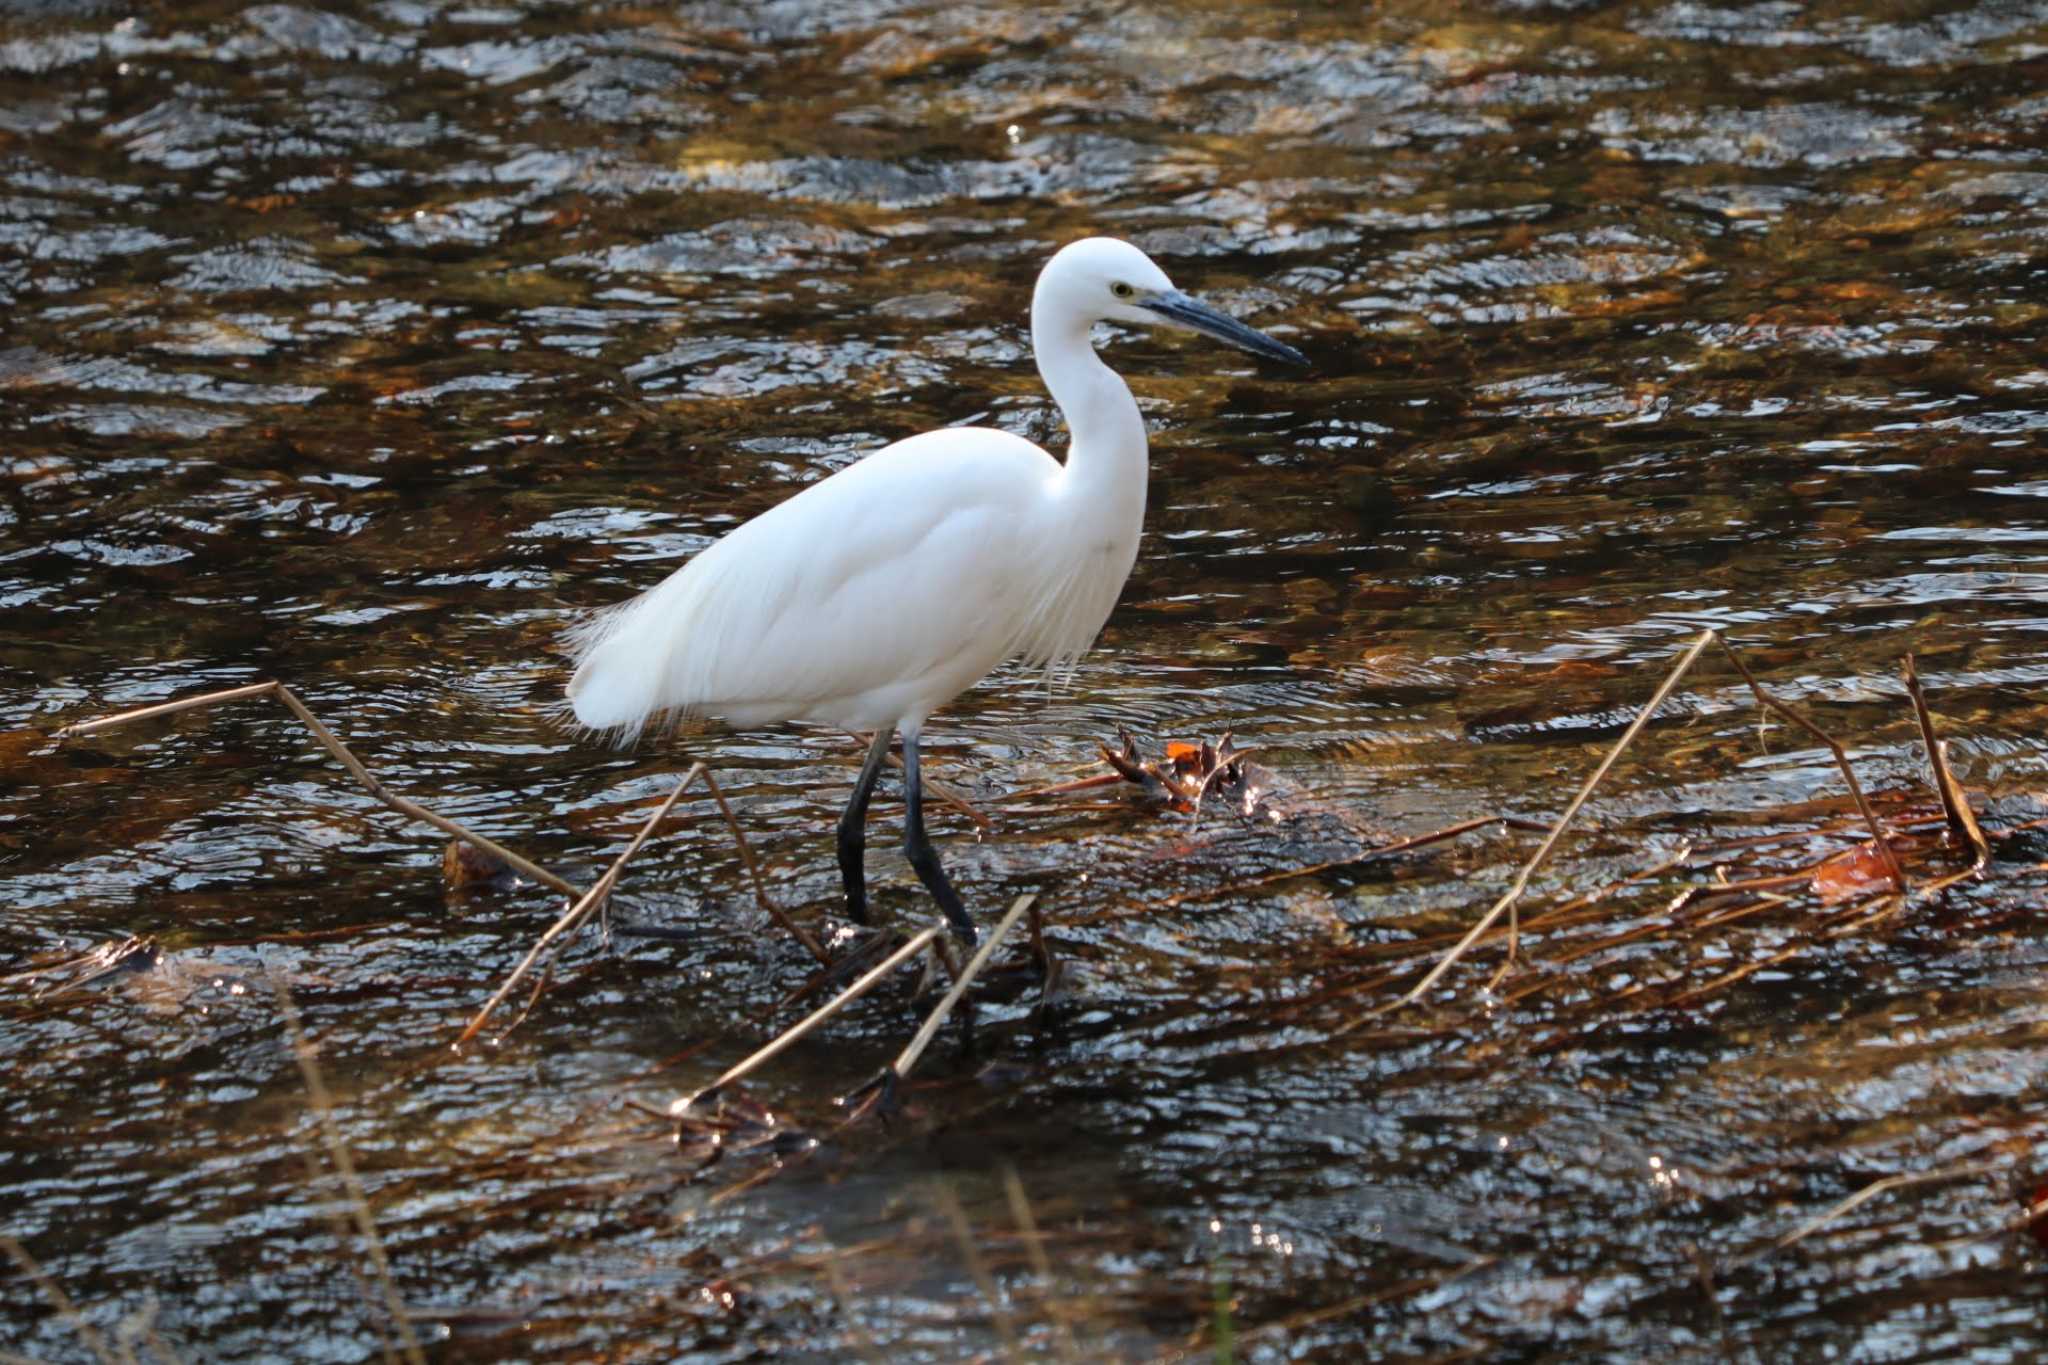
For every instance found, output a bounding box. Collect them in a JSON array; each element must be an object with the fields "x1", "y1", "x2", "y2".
[{"x1": 566, "y1": 429, "x2": 1058, "y2": 740}]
